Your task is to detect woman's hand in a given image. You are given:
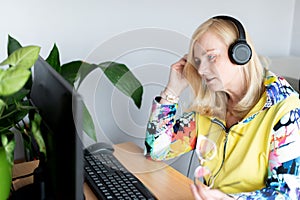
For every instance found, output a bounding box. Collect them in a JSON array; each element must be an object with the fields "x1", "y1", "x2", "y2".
[
  {"x1": 190, "y1": 183, "x2": 234, "y2": 200},
  {"x1": 164, "y1": 55, "x2": 189, "y2": 97}
]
